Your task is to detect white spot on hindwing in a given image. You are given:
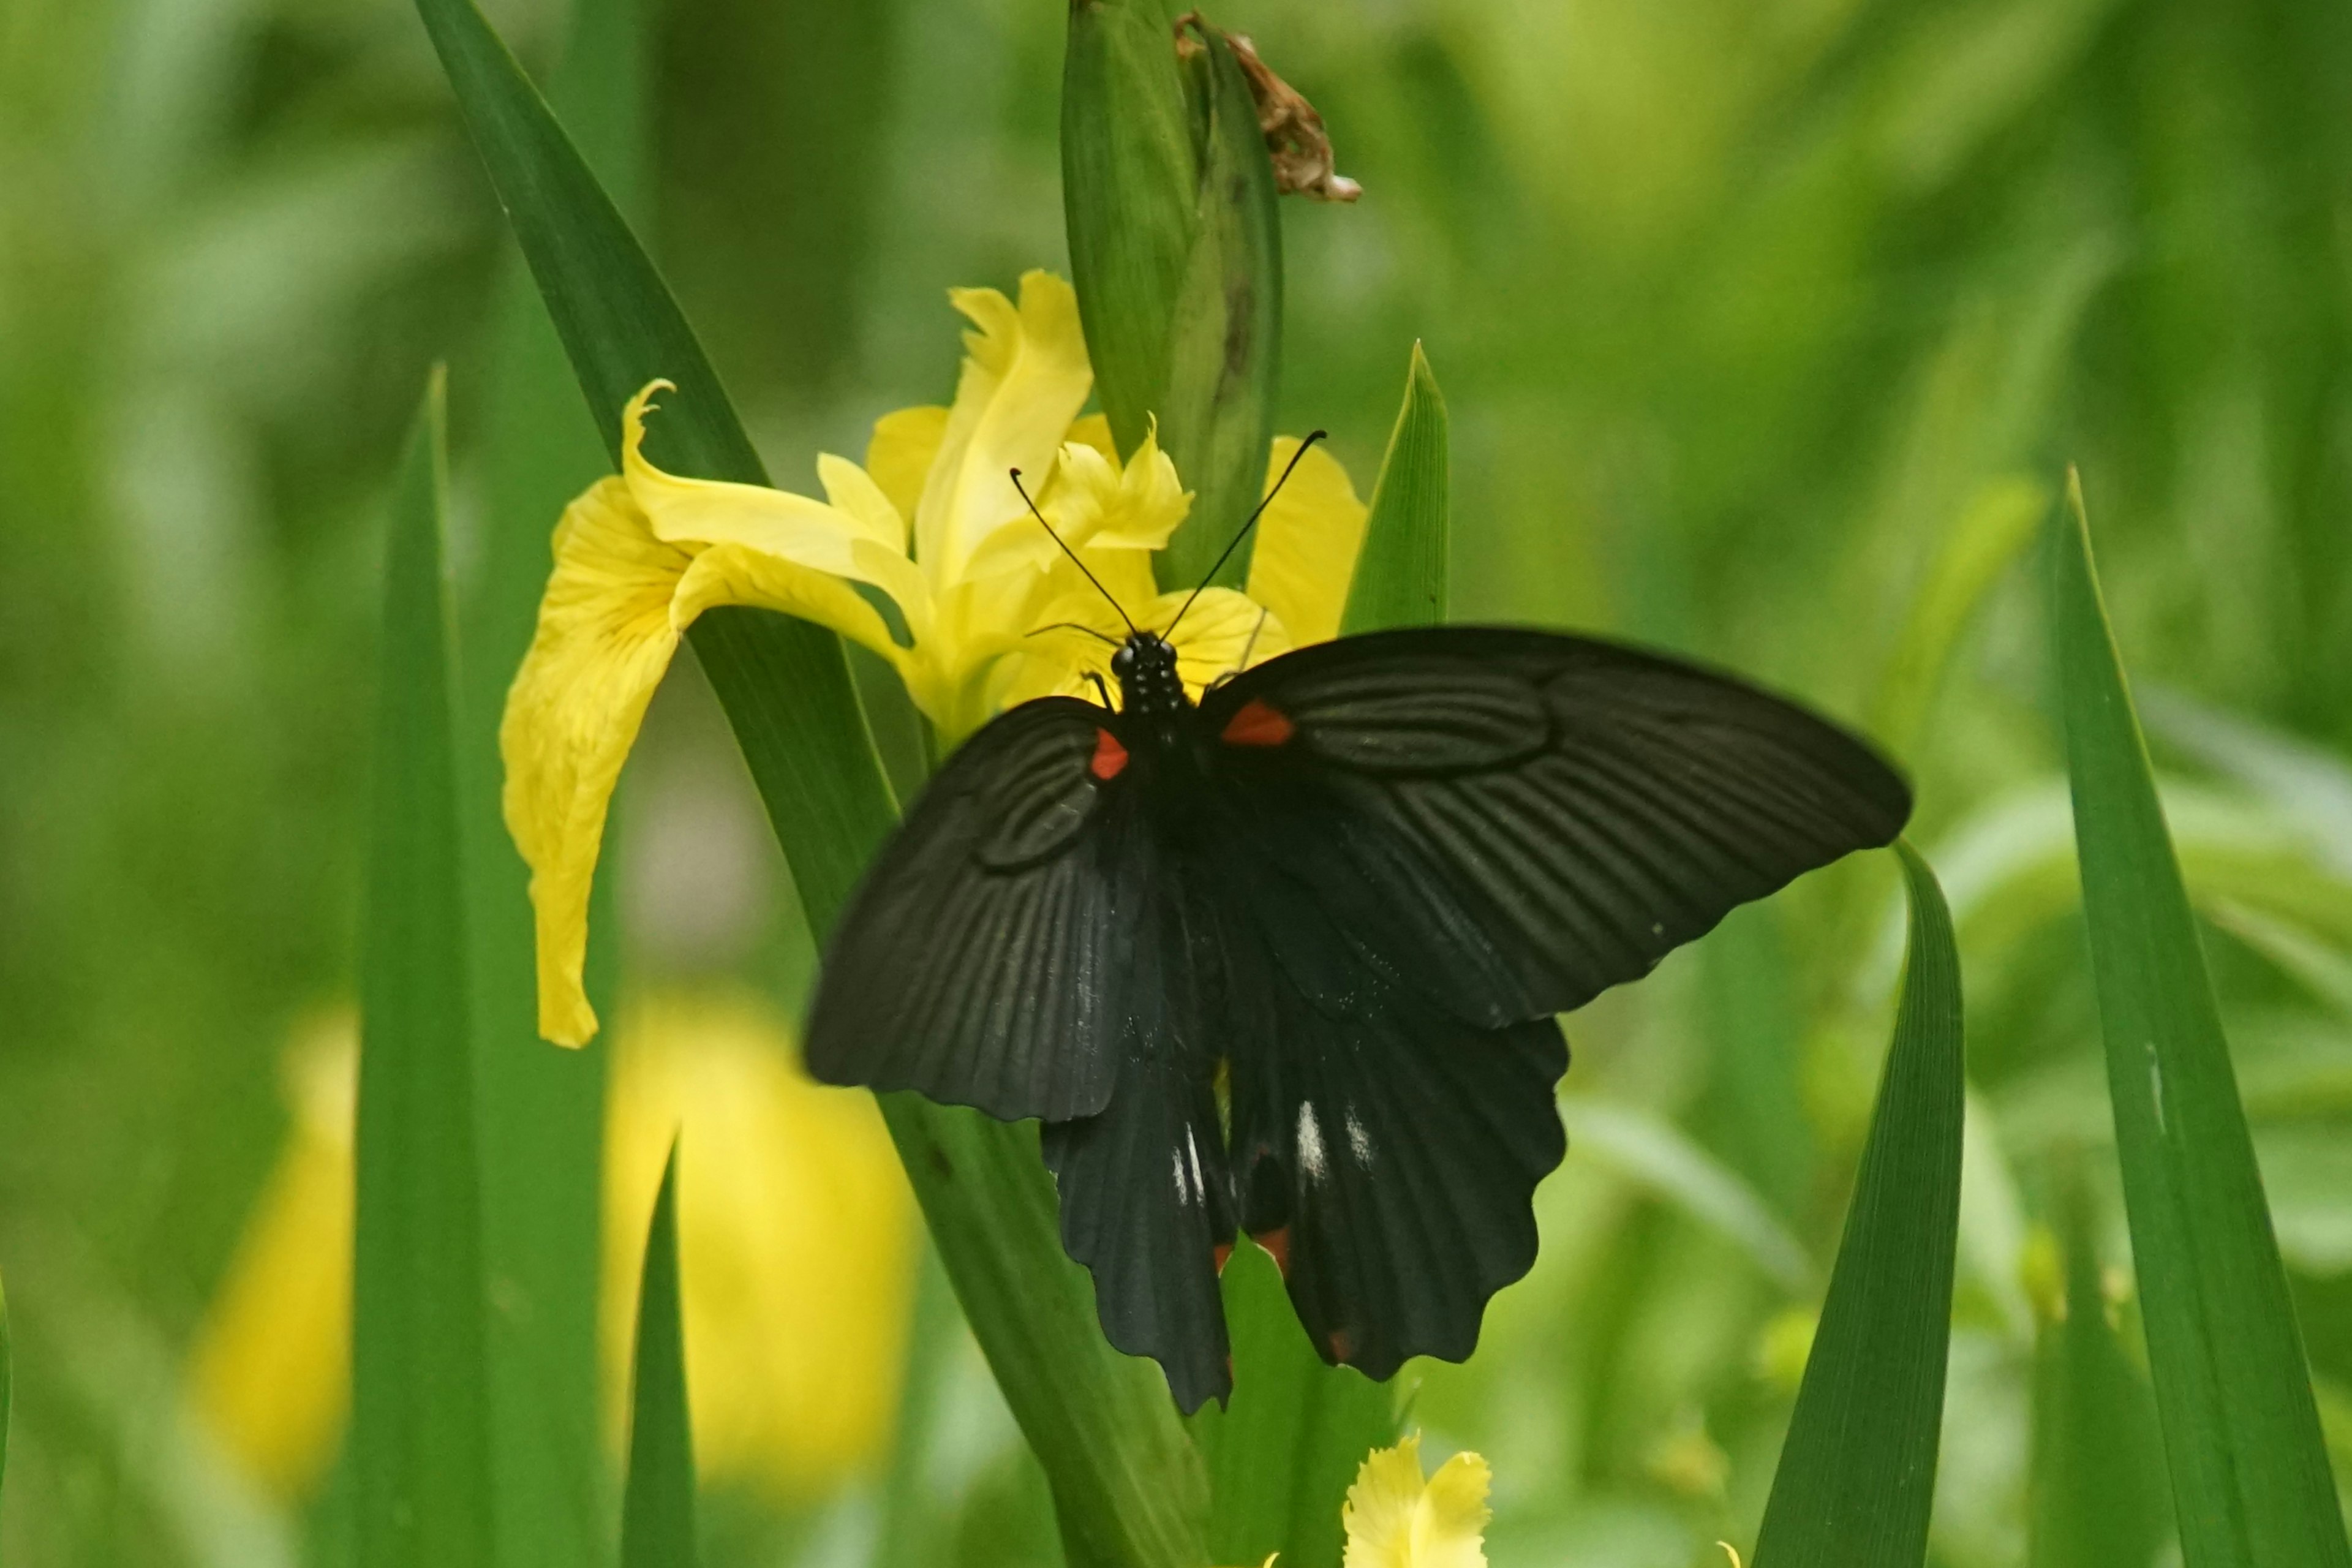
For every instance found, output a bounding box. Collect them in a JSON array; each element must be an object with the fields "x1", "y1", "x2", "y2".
[
  {"x1": 1297, "y1": 1102, "x2": 1328, "y2": 1183},
  {"x1": 1344, "y1": 1107, "x2": 1373, "y2": 1167},
  {"x1": 1172, "y1": 1147, "x2": 1191, "y2": 1202},
  {"x1": 1186, "y1": 1126, "x2": 1205, "y2": 1197}
]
